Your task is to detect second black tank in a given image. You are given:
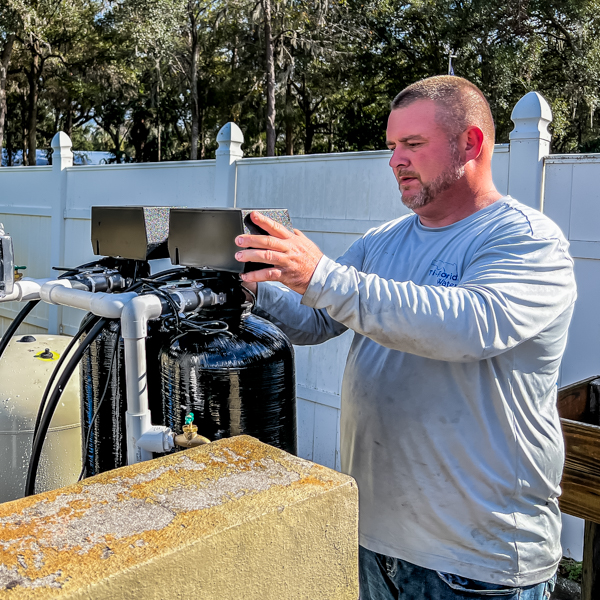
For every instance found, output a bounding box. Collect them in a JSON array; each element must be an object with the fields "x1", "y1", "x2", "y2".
[{"x1": 159, "y1": 302, "x2": 297, "y2": 456}]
